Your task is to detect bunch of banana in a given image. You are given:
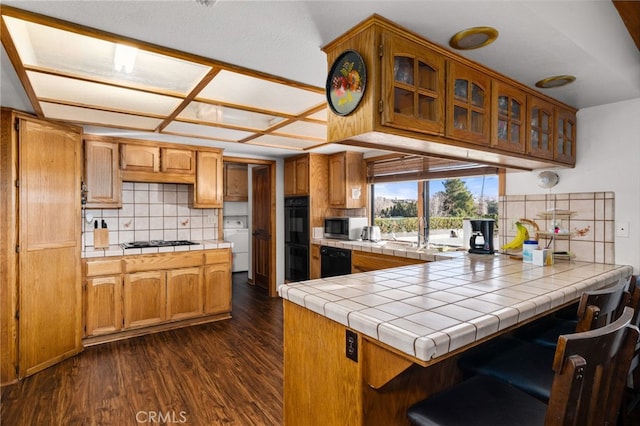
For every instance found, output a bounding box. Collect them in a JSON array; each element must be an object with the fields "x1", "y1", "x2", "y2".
[{"x1": 501, "y1": 221, "x2": 530, "y2": 251}]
